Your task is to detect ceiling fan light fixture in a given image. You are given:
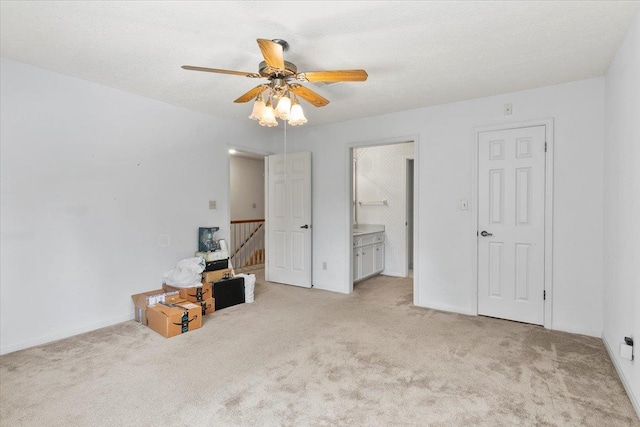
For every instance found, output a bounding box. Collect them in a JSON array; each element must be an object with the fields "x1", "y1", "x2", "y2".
[
  {"x1": 275, "y1": 93, "x2": 292, "y2": 120},
  {"x1": 288, "y1": 97, "x2": 307, "y2": 126},
  {"x1": 259, "y1": 99, "x2": 278, "y2": 127},
  {"x1": 249, "y1": 93, "x2": 265, "y2": 120}
]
